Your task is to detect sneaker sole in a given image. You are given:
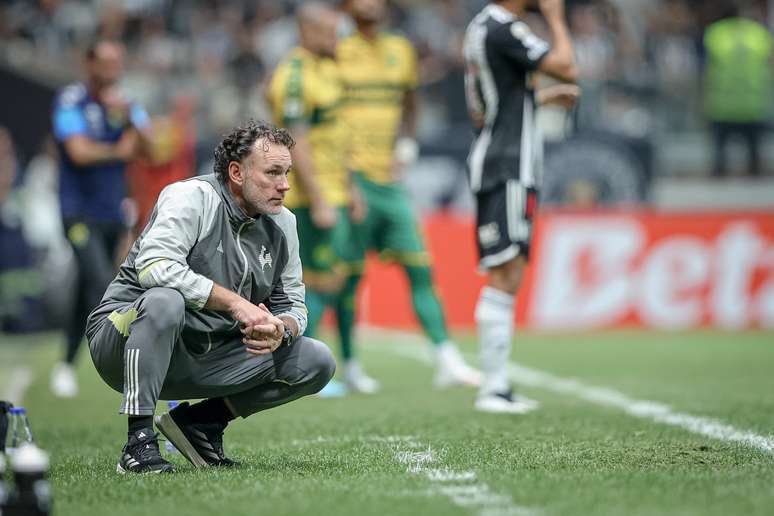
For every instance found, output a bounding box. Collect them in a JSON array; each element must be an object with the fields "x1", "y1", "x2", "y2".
[
  {"x1": 433, "y1": 372, "x2": 481, "y2": 389},
  {"x1": 474, "y1": 400, "x2": 538, "y2": 415},
  {"x1": 345, "y1": 385, "x2": 380, "y2": 394},
  {"x1": 116, "y1": 463, "x2": 173, "y2": 474},
  {"x1": 344, "y1": 379, "x2": 380, "y2": 394},
  {"x1": 155, "y1": 413, "x2": 209, "y2": 468}
]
